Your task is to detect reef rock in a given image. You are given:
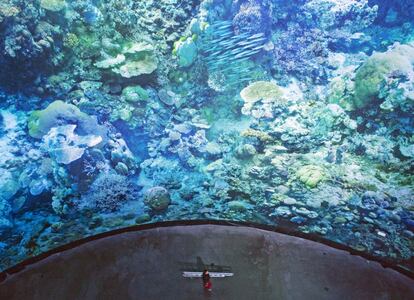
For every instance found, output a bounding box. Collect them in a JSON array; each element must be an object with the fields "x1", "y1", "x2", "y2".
[
  {"x1": 144, "y1": 187, "x2": 171, "y2": 211},
  {"x1": 0, "y1": 170, "x2": 19, "y2": 201}
]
